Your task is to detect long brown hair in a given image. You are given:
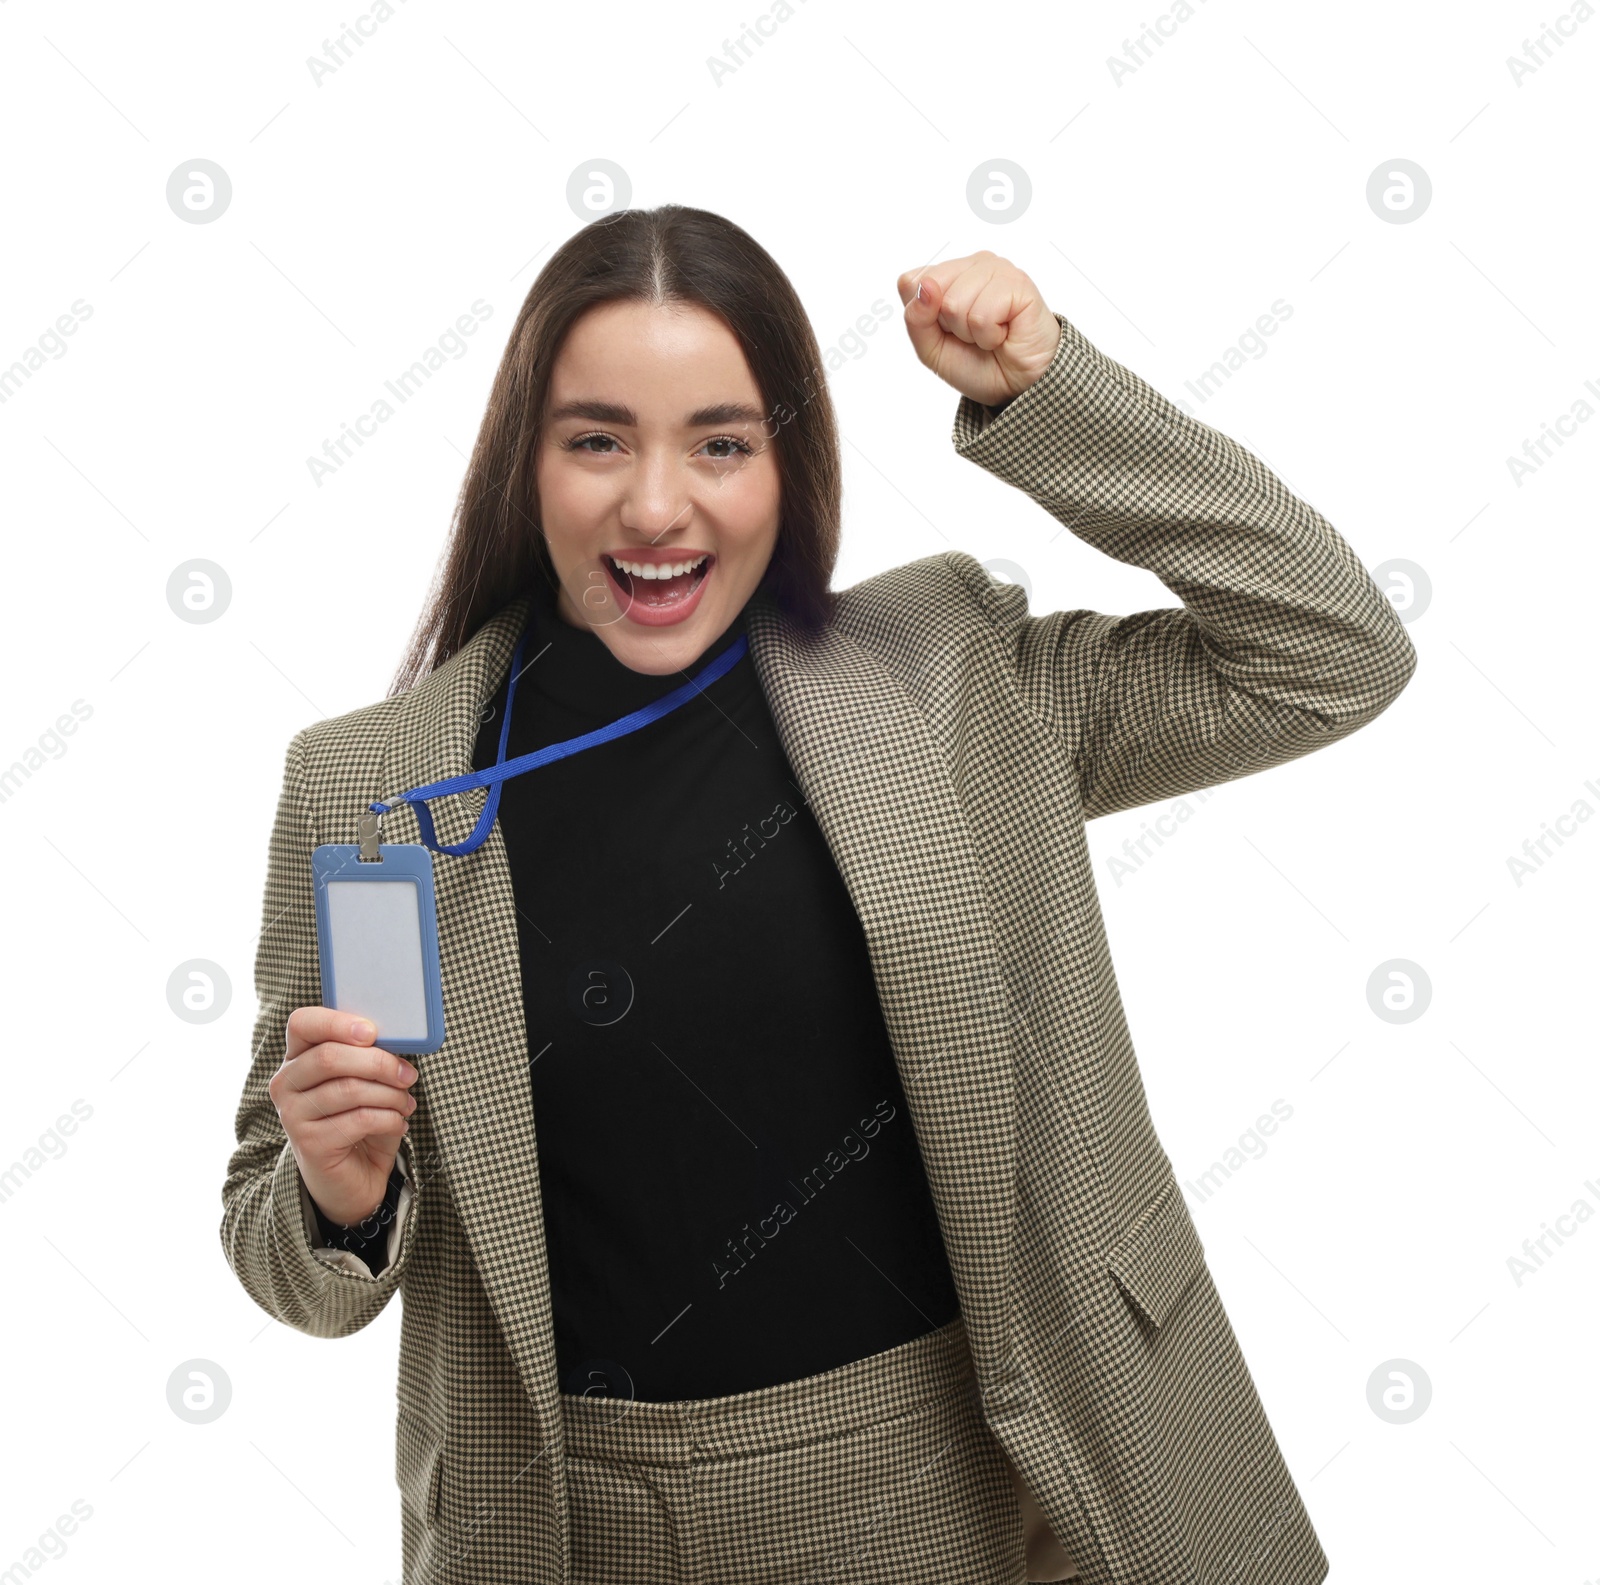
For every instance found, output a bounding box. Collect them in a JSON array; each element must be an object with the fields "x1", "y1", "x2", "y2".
[{"x1": 388, "y1": 204, "x2": 843, "y2": 696}]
